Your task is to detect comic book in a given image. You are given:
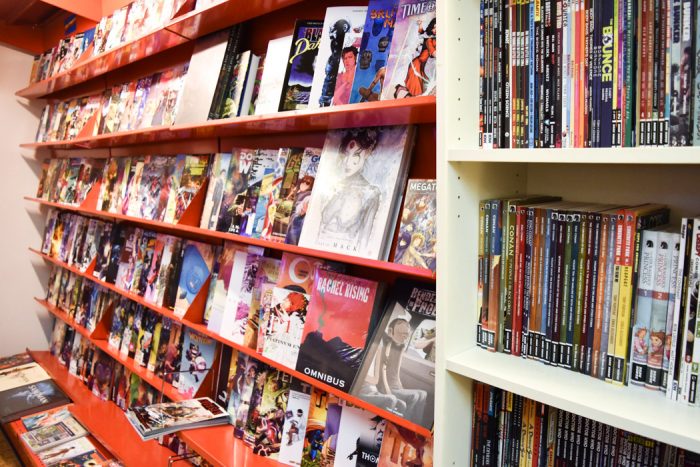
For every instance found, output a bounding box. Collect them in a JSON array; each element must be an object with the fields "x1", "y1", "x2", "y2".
[
  {"x1": 243, "y1": 364, "x2": 270, "y2": 447},
  {"x1": 21, "y1": 406, "x2": 71, "y2": 432},
  {"x1": 173, "y1": 240, "x2": 214, "y2": 318},
  {"x1": 114, "y1": 227, "x2": 141, "y2": 291},
  {"x1": 157, "y1": 236, "x2": 183, "y2": 309},
  {"x1": 334, "y1": 405, "x2": 386, "y2": 467},
  {"x1": 200, "y1": 153, "x2": 233, "y2": 230},
  {"x1": 0, "y1": 363, "x2": 50, "y2": 392},
  {"x1": 228, "y1": 353, "x2": 259, "y2": 437},
  {"x1": 21, "y1": 413, "x2": 87, "y2": 453},
  {"x1": 162, "y1": 321, "x2": 184, "y2": 387},
  {"x1": 134, "y1": 310, "x2": 158, "y2": 367},
  {"x1": 150, "y1": 317, "x2": 172, "y2": 374},
  {"x1": 381, "y1": 0, "x2": 436, "y2": 100},
  {"x1": 309, "y1": 7, "x2": 368, "y2": 108},
  {"x1": 213, "y1": 346, "x2": 238, "y2": 409},
  {"x1": 132, "y1": 230, "x2": 156, "y2": 296},
  {"x1": 298, "y1": 126, "x2": 415, "y2": 260},
  {"x1": 251, "y1": 370, "x2": 292, "y2": 458},
  {"x1": 261, "y1": 286, "x2": 310, "y2": 369},
  {"x1": 268, "y1": 148, "x2": 304, "y2": 242},
  {"x1": 246, "y1": 256, "x2": 281, "y2": 350},
  {"x1": 167, "y1": 154, "x2": 209, "y2": 224},
  {"x1": 252, "y1": 148, "x2": 289, "y2": 239},
  {"x1": 279, "y1": 20, "x2": 324, "y2": 111},
  {"x1": 256, "y1": 35, "x2": 294, "y2": 115},
  {"x1": 296, "y1": 269, "x2": 384, "y2": 392},
  {"x1": 89, "y1": 350, "x2": 114, "y2": 401},
  {"x1": 126, "y1": 398, "x2": 229, "y2": 441},
  {"x1": 393, "y1": 179, "x2": 436, "y2": 270},
  {"x1": 137, "y1": 156, "x2": 171, "y2": 220},
  {"x1": 283, "y1": 147, "x2": 322, "y2": 246},
  {"x1": 378, "y1": 422, "x2": 433, "y2": 466},
  {"x1": 108, "y1": 298, "x2": 129, "y2": 351},
  {"x1": 350, "y1": 279, "x2": 436, "y2": 429},
  {"x1": 216, "y1": 148, "x2": 256, "y2": 234},
  {"x1": 350, "y1": 0, "x2": 400, "y2": 104},
  {"x1": 121, "y1": 156, "x2": 145, "y2": 216},
  {"x1": 277, "y1": 379, "x2": 312, "y2": 466},
  {"x1": 37, "y1": 437, "x2": 96, "y2": 465},
  {"x1": 143, "y1": 233, "x2": 167, "y2": 303},
  {"x1": 177, "y1": 328, "x2": 217, "y2": 398},
  {"x1": 220, "y1": 51, "x2": 260, "y2": 119},
  {"x1": 50, "y1": 320, "x2": 67, "y2": 357},
  {"x1": 240, "y1": 149, "x2": 278, "y2": 237}
]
